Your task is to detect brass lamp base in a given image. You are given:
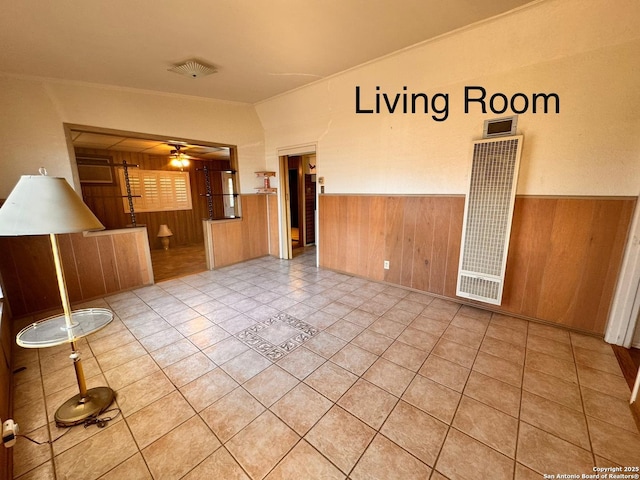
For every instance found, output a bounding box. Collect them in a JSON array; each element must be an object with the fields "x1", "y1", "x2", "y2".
[{"x1": 54, "y1": 386, "x2": 115, "y2": 427}]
